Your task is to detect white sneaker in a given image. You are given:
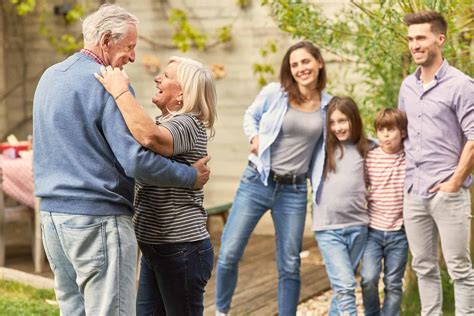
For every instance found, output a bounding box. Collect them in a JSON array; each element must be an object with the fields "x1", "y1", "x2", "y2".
[{"x1": 215, "y1": 311, "x2": 228, "y2": 316}]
